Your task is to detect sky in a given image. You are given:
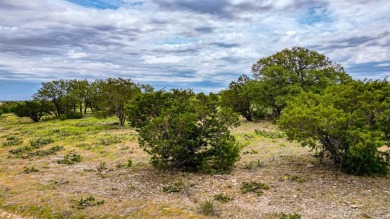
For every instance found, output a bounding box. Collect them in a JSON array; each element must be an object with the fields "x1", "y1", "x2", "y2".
[{"x1": 0, "y1": 0, "x2": 389, "y2": 100}]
